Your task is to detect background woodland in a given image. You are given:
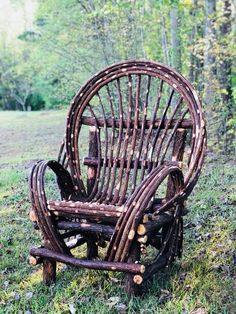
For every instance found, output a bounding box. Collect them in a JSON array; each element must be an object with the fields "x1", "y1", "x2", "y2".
[{"x1": 0, "y1": 0, "x2": 235, "y2": 153}]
